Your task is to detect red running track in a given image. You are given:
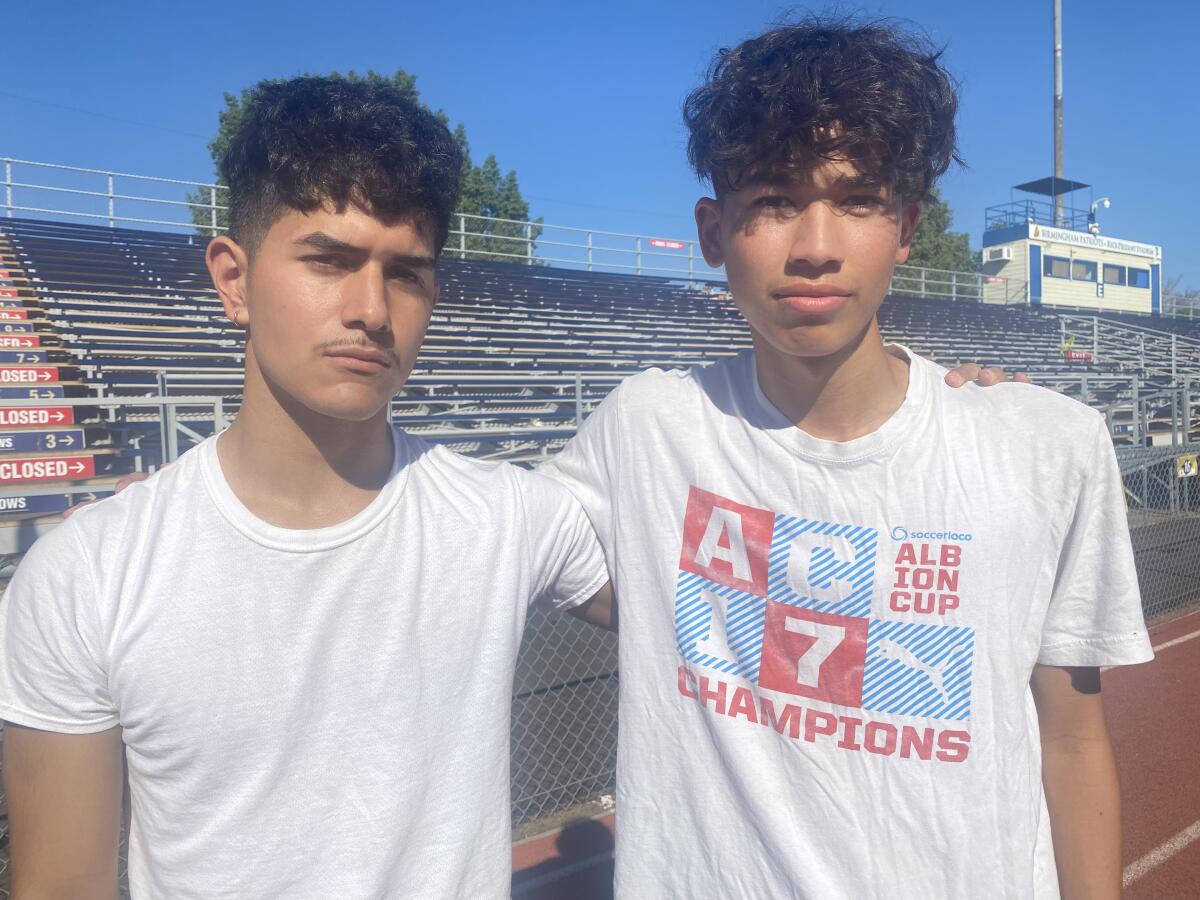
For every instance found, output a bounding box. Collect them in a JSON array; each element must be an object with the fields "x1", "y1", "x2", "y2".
[{"x1": 512, "y1": 610, "x2": 1200, "y2": 898}]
